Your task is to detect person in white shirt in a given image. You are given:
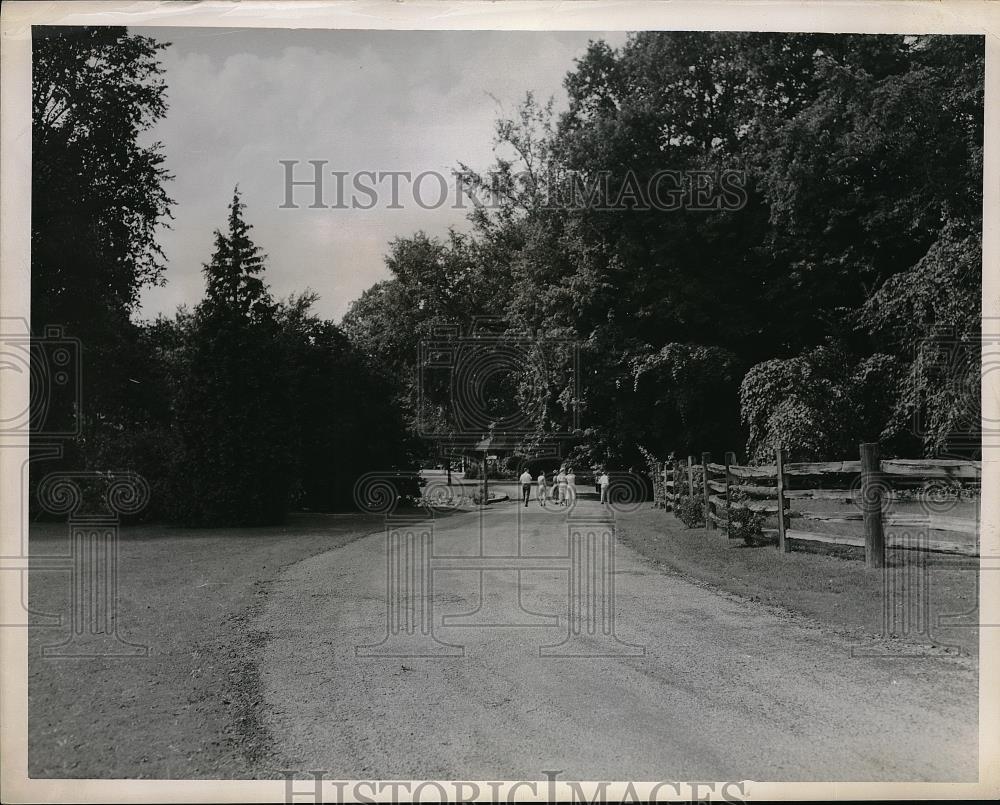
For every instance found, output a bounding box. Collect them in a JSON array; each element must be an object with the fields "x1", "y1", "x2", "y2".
[
  {"x1": 519, "y1": 469, "x2": 533, "y2": 507},
  {"x1": 556, "y1": 468, "x2": 568, "y2": 506},
  {"x1": 536, "y1": 472, "x2": 547, "y2": 507},
  {"x1": 565, "y1": 468, "x2": 576, "y2": 506},
  {"x1": 598, "y1": 470, "x2": 610, "y2": 504}
]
